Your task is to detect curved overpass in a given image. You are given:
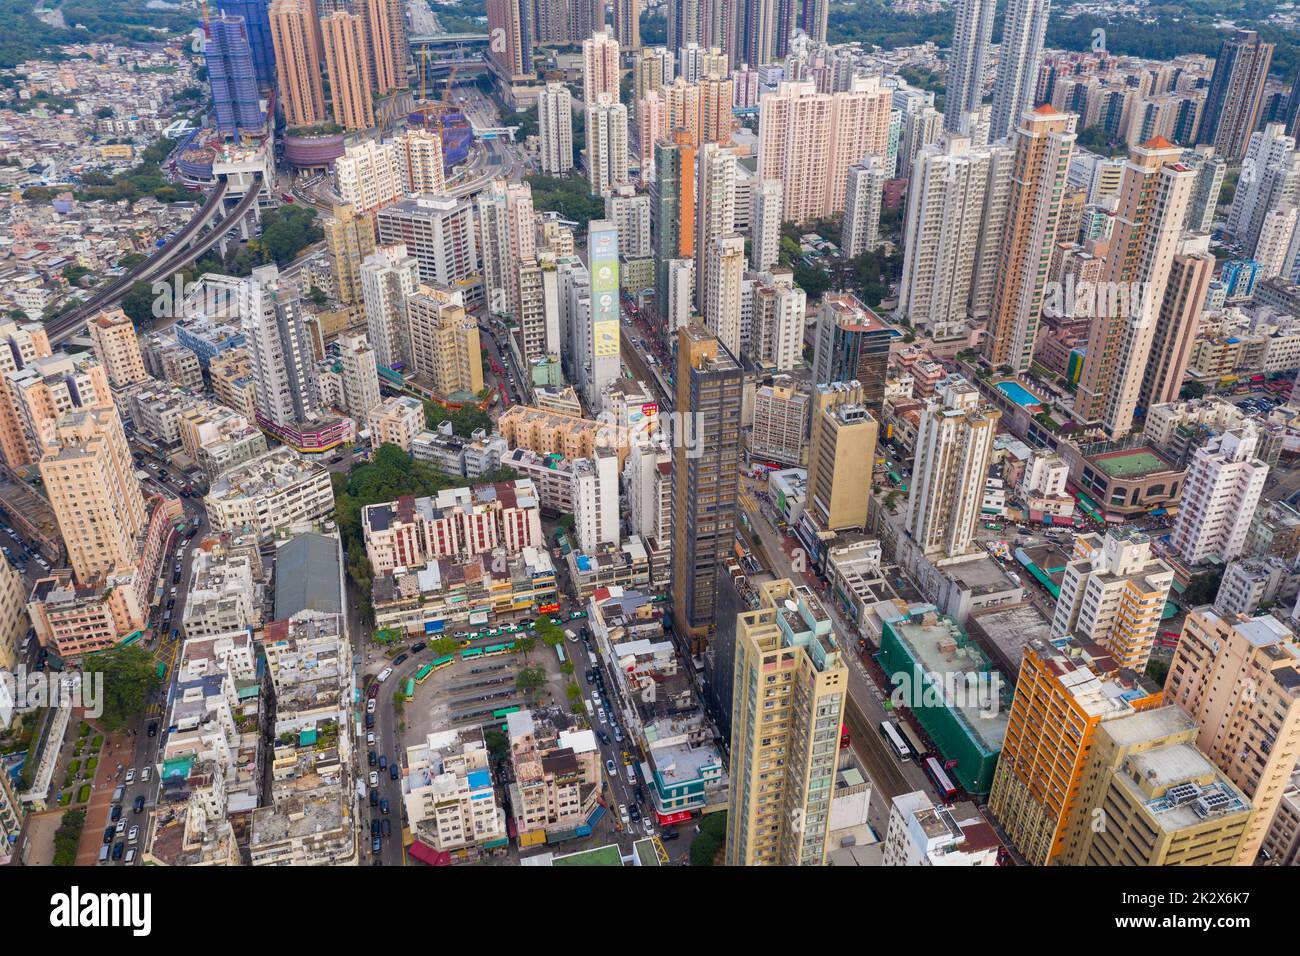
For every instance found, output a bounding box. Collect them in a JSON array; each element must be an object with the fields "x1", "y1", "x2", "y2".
[{"x1": 48, "y1": 175, "x2": 262, "y2": 345}]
